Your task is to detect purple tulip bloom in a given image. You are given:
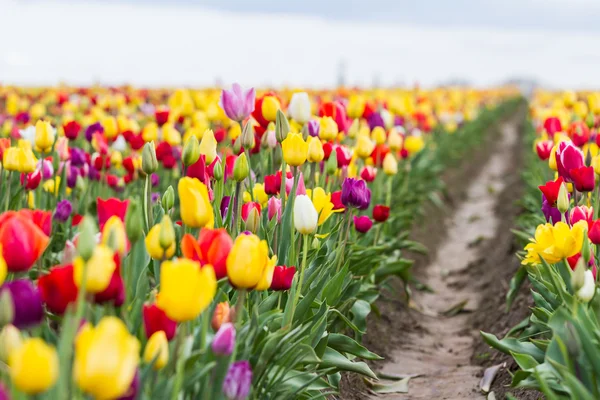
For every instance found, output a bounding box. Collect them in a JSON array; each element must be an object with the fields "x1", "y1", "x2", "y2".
[
  {"x1": 220, "y1": 83, "x2": 256, "y2": 122},
  {"x1": 1, "y1": 280, "x2": 44, "y2": 329},
  {"x1": 88, "y1": 166, "x2": 101, "y2": 181},
  {"x1": 223, "y1": 360, "x2": 252, "y2": 400},
  {"x1": 367, "y1": 112, "x2": 385, "y2": 130},
  {"x1": 221, "y1": 196, "x2": 231, "y2": 220},
  {"x1": 67, "y1": 166, "x2": 80, "y2": 188},
  {"x1": 118, "y1": 370, "x2": 140, "y2": 400},
  {"x1": 54, "y1": 200, "x2": 73, "y2": 222},
  {"x1": 542, "y1": 195, "x2": 568, "y2": 225},
  {"x1": 307, "y1": 119, "x2": 320, "y2": 137},
  {"x1": 151, "y1": 173, "x2": 160, "y2": 187},
  {"x1": 39, "y1": 159, "x2": 54, "y2": 179},
  {"x1": 341, "y1": 178, "x2": 371, "y2": 210},
  {"x1": 70, "y1": 147, "x2": 87, "y2": 167},
  {"x1": 151, "y1": 192, "x2": 161, "y2": 203},
  {"x1": 212, "y1": 322, "x2": 236, "y2": 356},
  {"x1": 85, "y1": 122, "x2": 104, "y2": 142}
]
